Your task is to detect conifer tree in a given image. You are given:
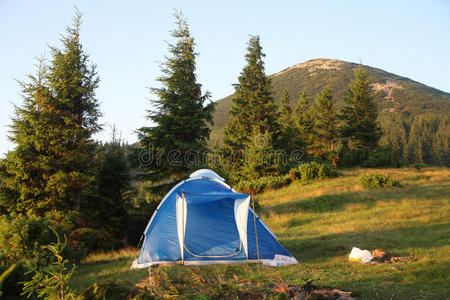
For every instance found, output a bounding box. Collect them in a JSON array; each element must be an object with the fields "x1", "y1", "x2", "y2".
[
  {"x1": 241, "y1": 128, "x2": 279, "y2": 179},
  {"x1": 310, "y1": 88, "x2": 338, "y2": 164},
  {"x1": 279, "y1": 88, "x2": 292, "y2": 128},
  {"x1": 278, "y1": 88, "x2": 304, "y2": 168},
  {"x1": 340, "y1": 65, "x2": 381, "y2": 151},
  {"x1": 91, "y1": 134, "x2": 130, "y2": 247},
  {"x1": 223, "y1": 36, "x2": 280, "y2": 180},
  {"x1": 294, "y1": 90, "x2": 313, "y2": 146},
  {"x1": 432, "y1": 116, "x2": 450, "y2": 166},
  {"x1": 137, "y1": 12, "x2": 214, "y2": 185},
  {"x1": 0, "y1": 11, "x2": 101, "y2": 214}
]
